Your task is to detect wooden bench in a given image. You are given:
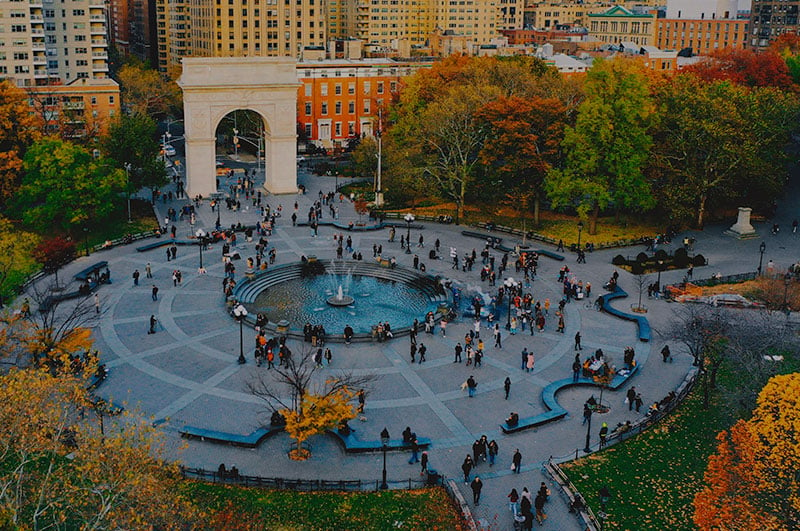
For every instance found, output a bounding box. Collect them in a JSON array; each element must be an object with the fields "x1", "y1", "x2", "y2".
[
  {"x1": 599, "y1": 287, "x2": 652, "y2": 342},
  {"x1": 329, "y1": 429, "x2": 432, "y2": 453},
  {"x1": 461, "y1": 230, "x2": 502, "y2": 247},
  {"x1": 135, "y1": 238, "x2": 196, "y2": 252},
  {"x1": 181, "y1": 425, "x2": 283, "y2": 448},
  {"x1": 74, "y1": 261, "x2": 109, "y2": 281}
]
